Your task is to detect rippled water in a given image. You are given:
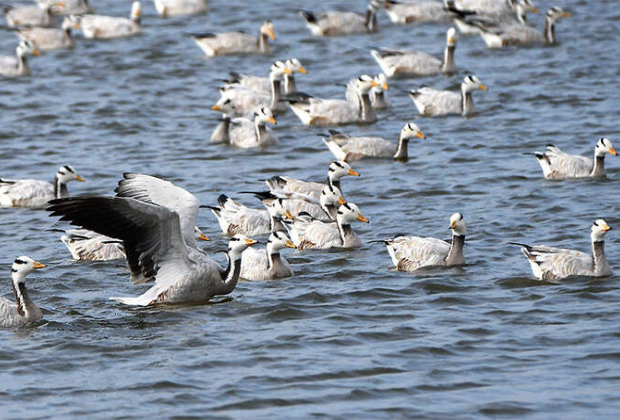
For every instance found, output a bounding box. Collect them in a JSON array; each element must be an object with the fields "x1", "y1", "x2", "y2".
[{"x1": 1, "y1": 0, "x2": 620, "y2": 418}]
